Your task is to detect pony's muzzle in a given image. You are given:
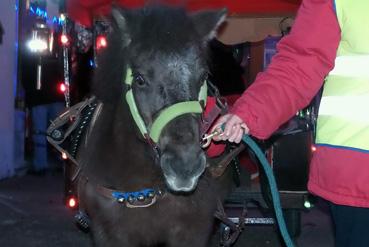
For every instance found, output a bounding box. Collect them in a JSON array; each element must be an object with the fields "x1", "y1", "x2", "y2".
[{"x1": 160, "y1": 150, "x2": 206, "y2": 192}]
